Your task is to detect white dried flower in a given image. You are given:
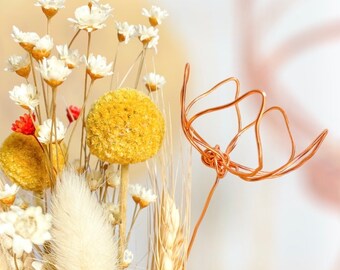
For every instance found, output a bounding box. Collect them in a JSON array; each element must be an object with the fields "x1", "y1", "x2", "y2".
[
  {"x1": 0, "y1": 184, "x2": 19, "y2": 206},
  {"x1": 136, "y1": 25, "x2": 159, "y2": 52},
  {"x1": 86, "y1": 170, "x2": 103, "y2": 191},
  {"x1": 68, "y1": 2, "x2": 112, "y2": 32},
  {"x1": 5, "y1": 54, "x2": 31, "y2": 78},
  {"x1": 32, "y1": 35, "x2": 54, "y2": 61},
  {"x1": 0, "y1": 206, "x2": 52, "y2": 257},
  {"x1": 35, "y1": 0, "x2": 65, "y2": 9},
  {"x1": 11, "y1": 26, "x2": 40, "y2": 52},
  {"x1": 142, "y1": 6, "x2": 168, "y2": 26},
  {"x1": 37, "y1": 56, "x2": 72, "y2": 87},
  {"x1": 129, "y1": 184, "x2": 157, "y2": 208},
  {"x1": 37, "y1": 118, "x2": 66, "y2": 144},
  {"x1": 122, "y1": 249, "x2": 133, "y2": 268},
  {"x1": 102, "y1": 203, "x2": 120, "y2": 225},
  {"x1": 115, "y1": 21, "x2": 135, "y2": 44},
  {"x1": 143, "y1": 72, "x2": 166, "y2": 92},
  {"x1": 83, "y1": 54, "x2": 113, "y2": 80},
  {"x1": 35, "y1": 0, "x2": 65, "y2": 18},
  {"x1": 32, "y1": 261, "x2": 44, "y2": 270},
  {"x1": 9, "y1": 83, "x2": 39, "y2": 111},
  {"x1": 56, "y1": 44, "x2": 81, "y2": 69},
  {"x1": 106, "y1": 165, "x2": 120, "y2": 188}
]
